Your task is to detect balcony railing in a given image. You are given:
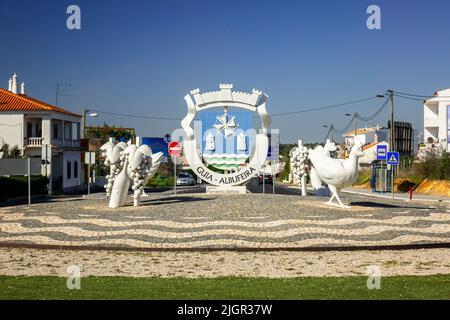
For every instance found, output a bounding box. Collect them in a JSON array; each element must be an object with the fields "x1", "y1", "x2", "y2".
[{"x1": 24, "y1": 137, "x2": 44, "y2": 148}]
